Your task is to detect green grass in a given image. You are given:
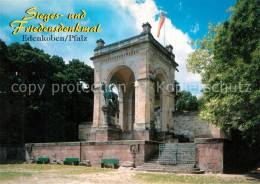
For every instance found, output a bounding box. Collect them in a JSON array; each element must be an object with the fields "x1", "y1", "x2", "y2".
[
  {"x1": 0, "y1": 171, "x2": 32, "y2": 181},
  {"x1": 0, "y1": 164, "x2": 112, "y2": 174},
  {"x1": 135, "y1": 173, "x2": 259, "y2": 184},
  {"x1": 1, "y1": 164, "x2": 259, "y2": 184},
  {"x1": 0, "y1": 164, "x2": 113, "y2": 182}
]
